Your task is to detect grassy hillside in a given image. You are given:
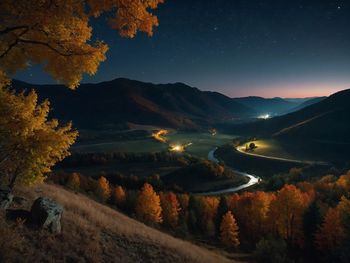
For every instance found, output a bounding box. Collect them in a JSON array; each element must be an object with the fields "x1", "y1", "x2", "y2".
[{"x1": 1, "y1": 184, "x2": 240, "y2": 263}]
